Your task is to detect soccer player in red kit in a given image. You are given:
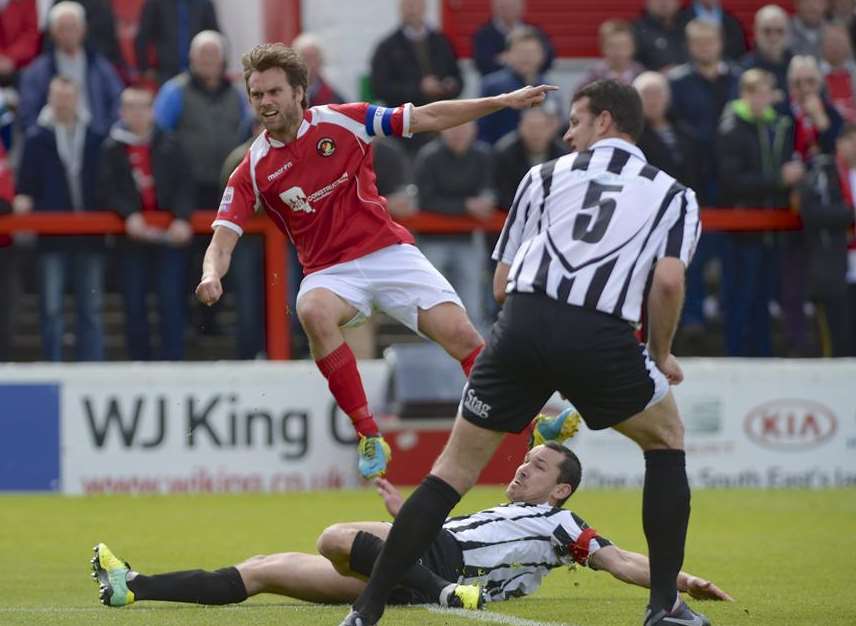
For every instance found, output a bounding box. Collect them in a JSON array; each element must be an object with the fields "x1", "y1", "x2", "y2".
[{"x1": 196, "y1": 43, "x2": 556, "y2": 479}]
